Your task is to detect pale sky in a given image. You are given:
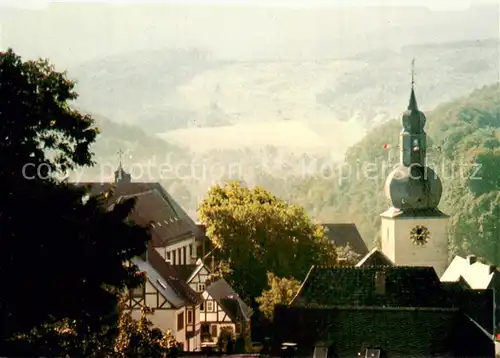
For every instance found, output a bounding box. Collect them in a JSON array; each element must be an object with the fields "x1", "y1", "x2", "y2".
[{"x1": 0, "y1": 0, "x2": 498, "y2": 10}]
